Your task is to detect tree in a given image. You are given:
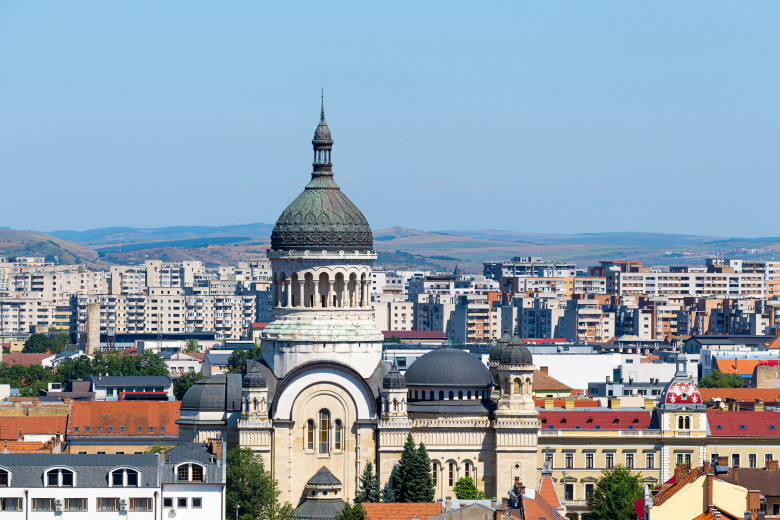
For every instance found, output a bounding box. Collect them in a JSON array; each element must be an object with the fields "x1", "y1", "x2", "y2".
[
  {"x1": 383, "y1": 336, "x2": 402, "y2": 344},
  {"x1": 587, "y1": 465, "x2": 643, "y2": 520},
  {"x1": 393, "y1": 434, "x2": 435, "y2": 503},
  {"x1": 355, "y1": 461, "x2": 380, "y2": 503},
  {"x1": 144, "y1": 442, "x2": 175, "y2": 454},
  {"x1": 453, "y1": 477, "x2": 485, "y2": 500},
  {"x1": 334, "y1": 501, "x2": 368, "y2": 520},
  {"x1": 381, "y1": 480, "x2": 395, "y2": 503},
  {"x1": 228, "y1": 346, "x2": 263, "y2": 374},
  {"x1": 50, "y1": 333, "x2": 71, "y2": 354},
  {"x1": 226, "y1": 447, "x2": 293, "y2": 520},
  {"x1": 174, "y1": 372, "x2": 205, "y2": 400},
  {"x1": 698, "y1": 369, "x2": 744, "y2": 389},
  {"x1": 184, "y1": 339, "x2": 199, "y2": 353},
  {"x1": 22, "y1": 333, "x2": 50, "y2": 353}
]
